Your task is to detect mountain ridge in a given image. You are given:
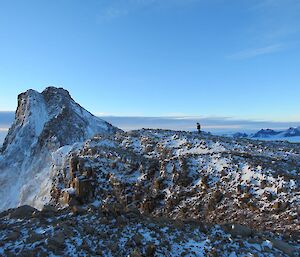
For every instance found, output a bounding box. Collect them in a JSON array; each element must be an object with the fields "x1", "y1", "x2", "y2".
[{"x1": 231, "y1": 127, "x2": 300, "y2": 142}]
